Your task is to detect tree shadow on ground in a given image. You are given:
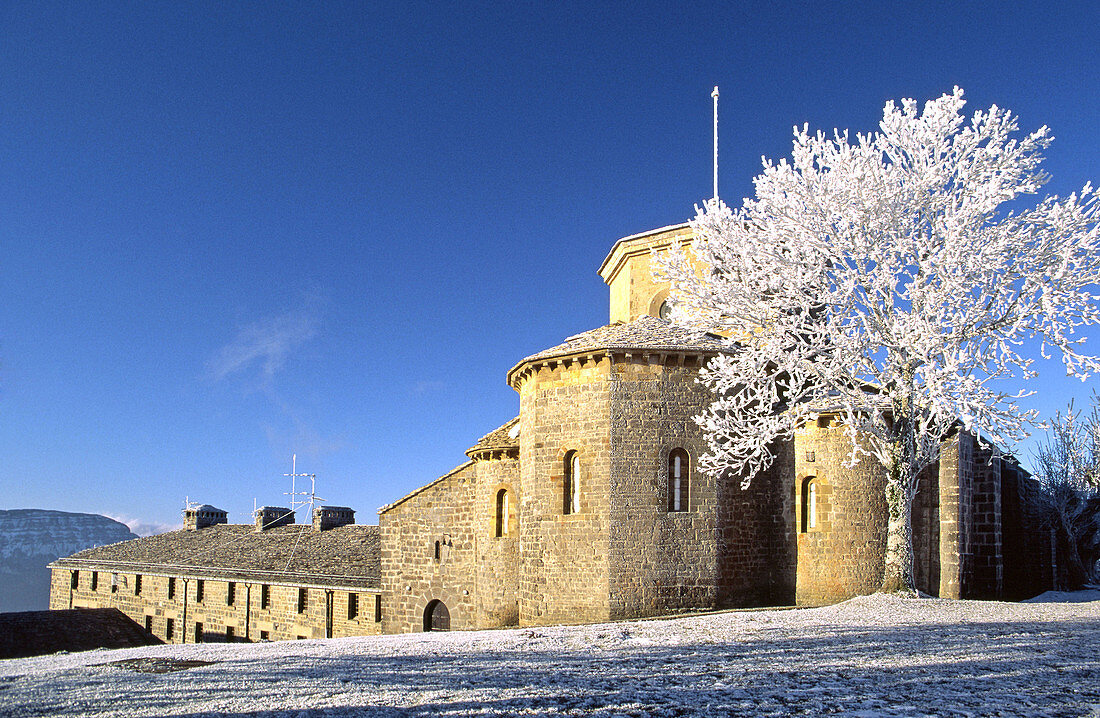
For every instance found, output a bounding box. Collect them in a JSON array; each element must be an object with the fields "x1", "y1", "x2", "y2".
[{"x1": 6, "y1": 616, "x2": 1100, "y2": 718}]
